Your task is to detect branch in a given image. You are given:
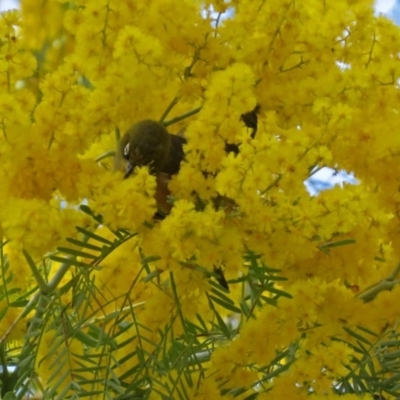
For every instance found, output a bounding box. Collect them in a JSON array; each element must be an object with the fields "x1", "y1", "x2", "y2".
[
  {"x1": 159, "y1": 96, "x2": 180, "y2": 123},
  {"x1": 22, "y1": 250, "x2": 49, "y2": 294},
  {"x1": 357, "y1": 263, "x2": 400, "y2": 303},
  {"x1": 80, "y1": 302, "x2": 145, "y2": 328},
  {"x1": 95, "y1": 150, "x2": 115, "y2": 163},
  {"x1": 163, "y1": 106, "x2": 202, "y2": 127}
]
